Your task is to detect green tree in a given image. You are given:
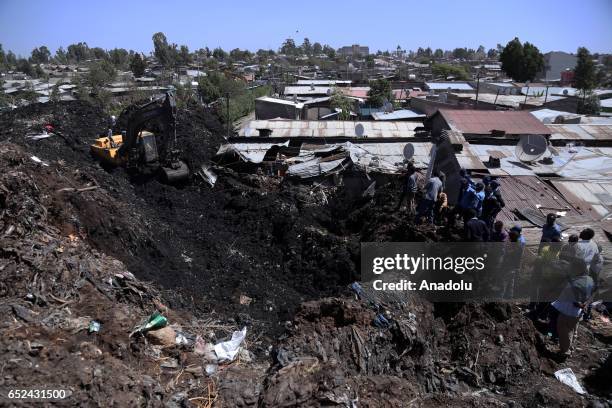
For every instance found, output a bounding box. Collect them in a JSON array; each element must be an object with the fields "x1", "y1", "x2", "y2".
[
  {"x1": 431, "y1": 63, "x2": 469, "y2": 80},
  {"x1": 281, "y1": 38, "x2": 297, "y2": 55},
  {"x1": 86, "y1": 60, "x2": 116, "y2": 90},
  {"x1": 499, "y1": 37, "x2": 544, "y2": 82},
  {"x1": 197, "y1": 76, "x2": 221, "y2": 104},
  {"x1": 54, "y1": 46, "x2": 67, "y2": 64},
  {"x1": 49, "y1": 83, "x2": 61, "y2": 103},
  {"x1": 212, "y1": 47, "x2": 226, "y2": 60},
  {"x1": 129, "y1": 53, "x2": 146, "y2": 77},
  {"x1": 67, "y1": 42, "x2": 90, "y2": 63},
  {"x1": 6, "y1": 50, "x2": 17, "y2": 67},
  {"x1": 329, "y1": 87, "x2": 353, "y2": 120},
  {"x1": 301, "y1": 38, "x2": 312, "y2": 56},
  {"x1": 109, "y1": 48, "x2": 129, "y2": 68},
  {"x1": 365, "y1": 54, "x2": 375, "y2": 68},
  {"x1": 152, "y1": 32, "x2": 172, "y2": 67},
  {"x1": 178, "y1": 45, "x2": 191, "y2": 65},
  {"x1": 452, "y1": 48, "x2": 469, "y2": 60},
  {"x1": 30, "y1": 46, "x2": 51, "y2": 64},
  {"x1": 487, "y1": 48, "x2": 498, "y2": 59},
  {"x1": 322, "y1": 44, "x2": 335, "y2": 58},
  {"x1": 90, "y1": 47, "x2": 108, "y2": 60},
  {"x1": 16, "y1": 58, "x2": 35, "y2": 77},
  {"x1": 313, "y1": 42, "x2": 323, "y2": 55},
  {"x1": 367, "y1": 79, "x2": 392, "y2": 108},
  {"x1": 574, "y1": 47, "x2": 597, "y2": 91},
  {"x1": 576, "y1": 90, "x2": 600, "y2": 114},
  {"x1": 433, "y1": 48, "x2": 444, "y2": 59}
]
